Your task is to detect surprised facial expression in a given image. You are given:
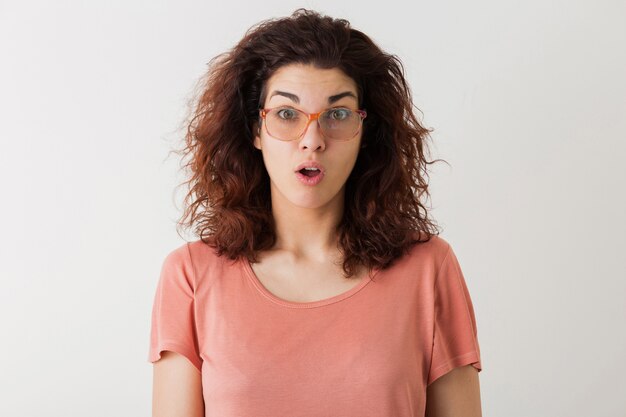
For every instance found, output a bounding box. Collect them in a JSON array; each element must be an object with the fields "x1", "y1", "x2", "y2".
[{"x1": 253, "y1": 63, "x2": 364, "y2": 210}]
